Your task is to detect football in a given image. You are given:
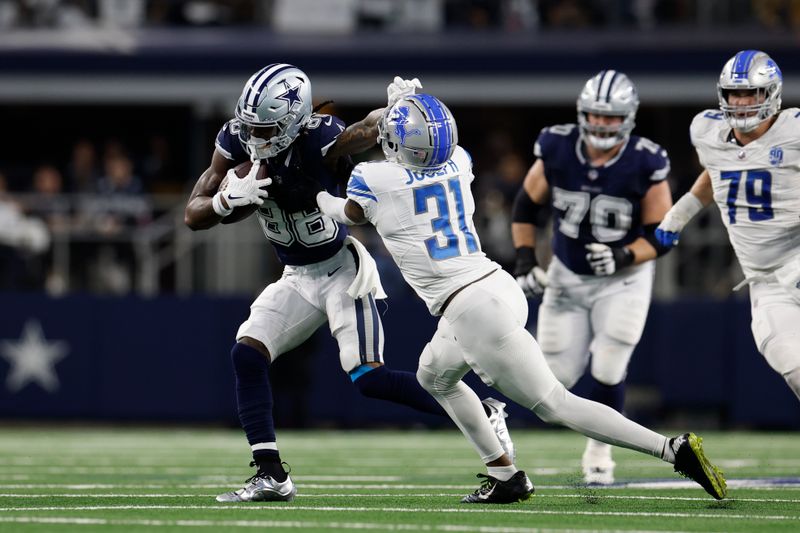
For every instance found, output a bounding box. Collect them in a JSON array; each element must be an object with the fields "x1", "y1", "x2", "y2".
[{"x1": 218, "y1": 160, "x2": 267, "y2": 224}]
